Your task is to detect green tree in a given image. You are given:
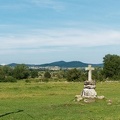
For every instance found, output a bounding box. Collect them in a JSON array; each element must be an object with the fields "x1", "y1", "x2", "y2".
[
  {"x1": 13, "y1": 64, "x2": 30, "y2": 79},
  {"x1": 92, "y1": 67, "x2": 104, "y2": 81},
  {"x1": 30, "y1": 70, "x2": 38, "y2": 78},
  {"x1": 66, "y1": 68, "x2": 81, "y2": 82},
  {"x1": 0, "y1": 68, "x2": 5, "y2": 82},
  {"x1": 0, "y1": 65, "x2": 16, "y2": 82},
  {"x1": 44, "y1": 71, "x2": 51, "y2": 78},
  {"x1": 2, "y1": 65, "x2": 13, "y2": 76},
  {"x1": 103, "y1": 54, "x2": 120, "y2": 80}
]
